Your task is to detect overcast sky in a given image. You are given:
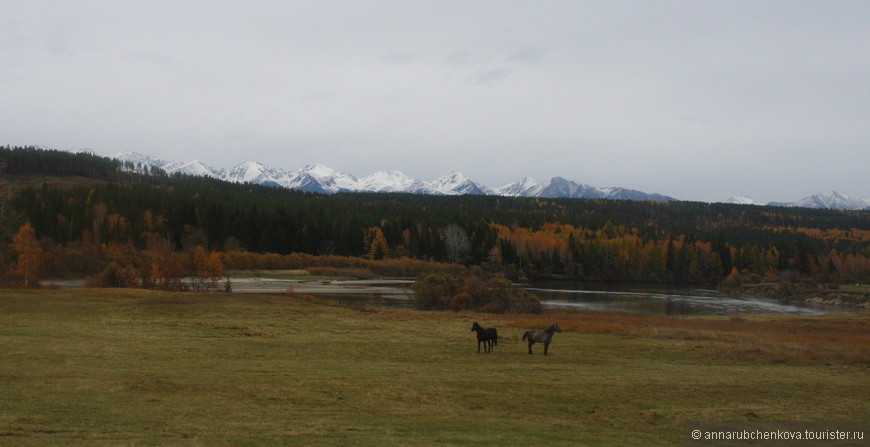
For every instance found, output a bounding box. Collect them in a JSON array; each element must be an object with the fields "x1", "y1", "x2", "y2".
[{"x1": 2, "y1": 1, "x2": 868, "y2": 203}]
